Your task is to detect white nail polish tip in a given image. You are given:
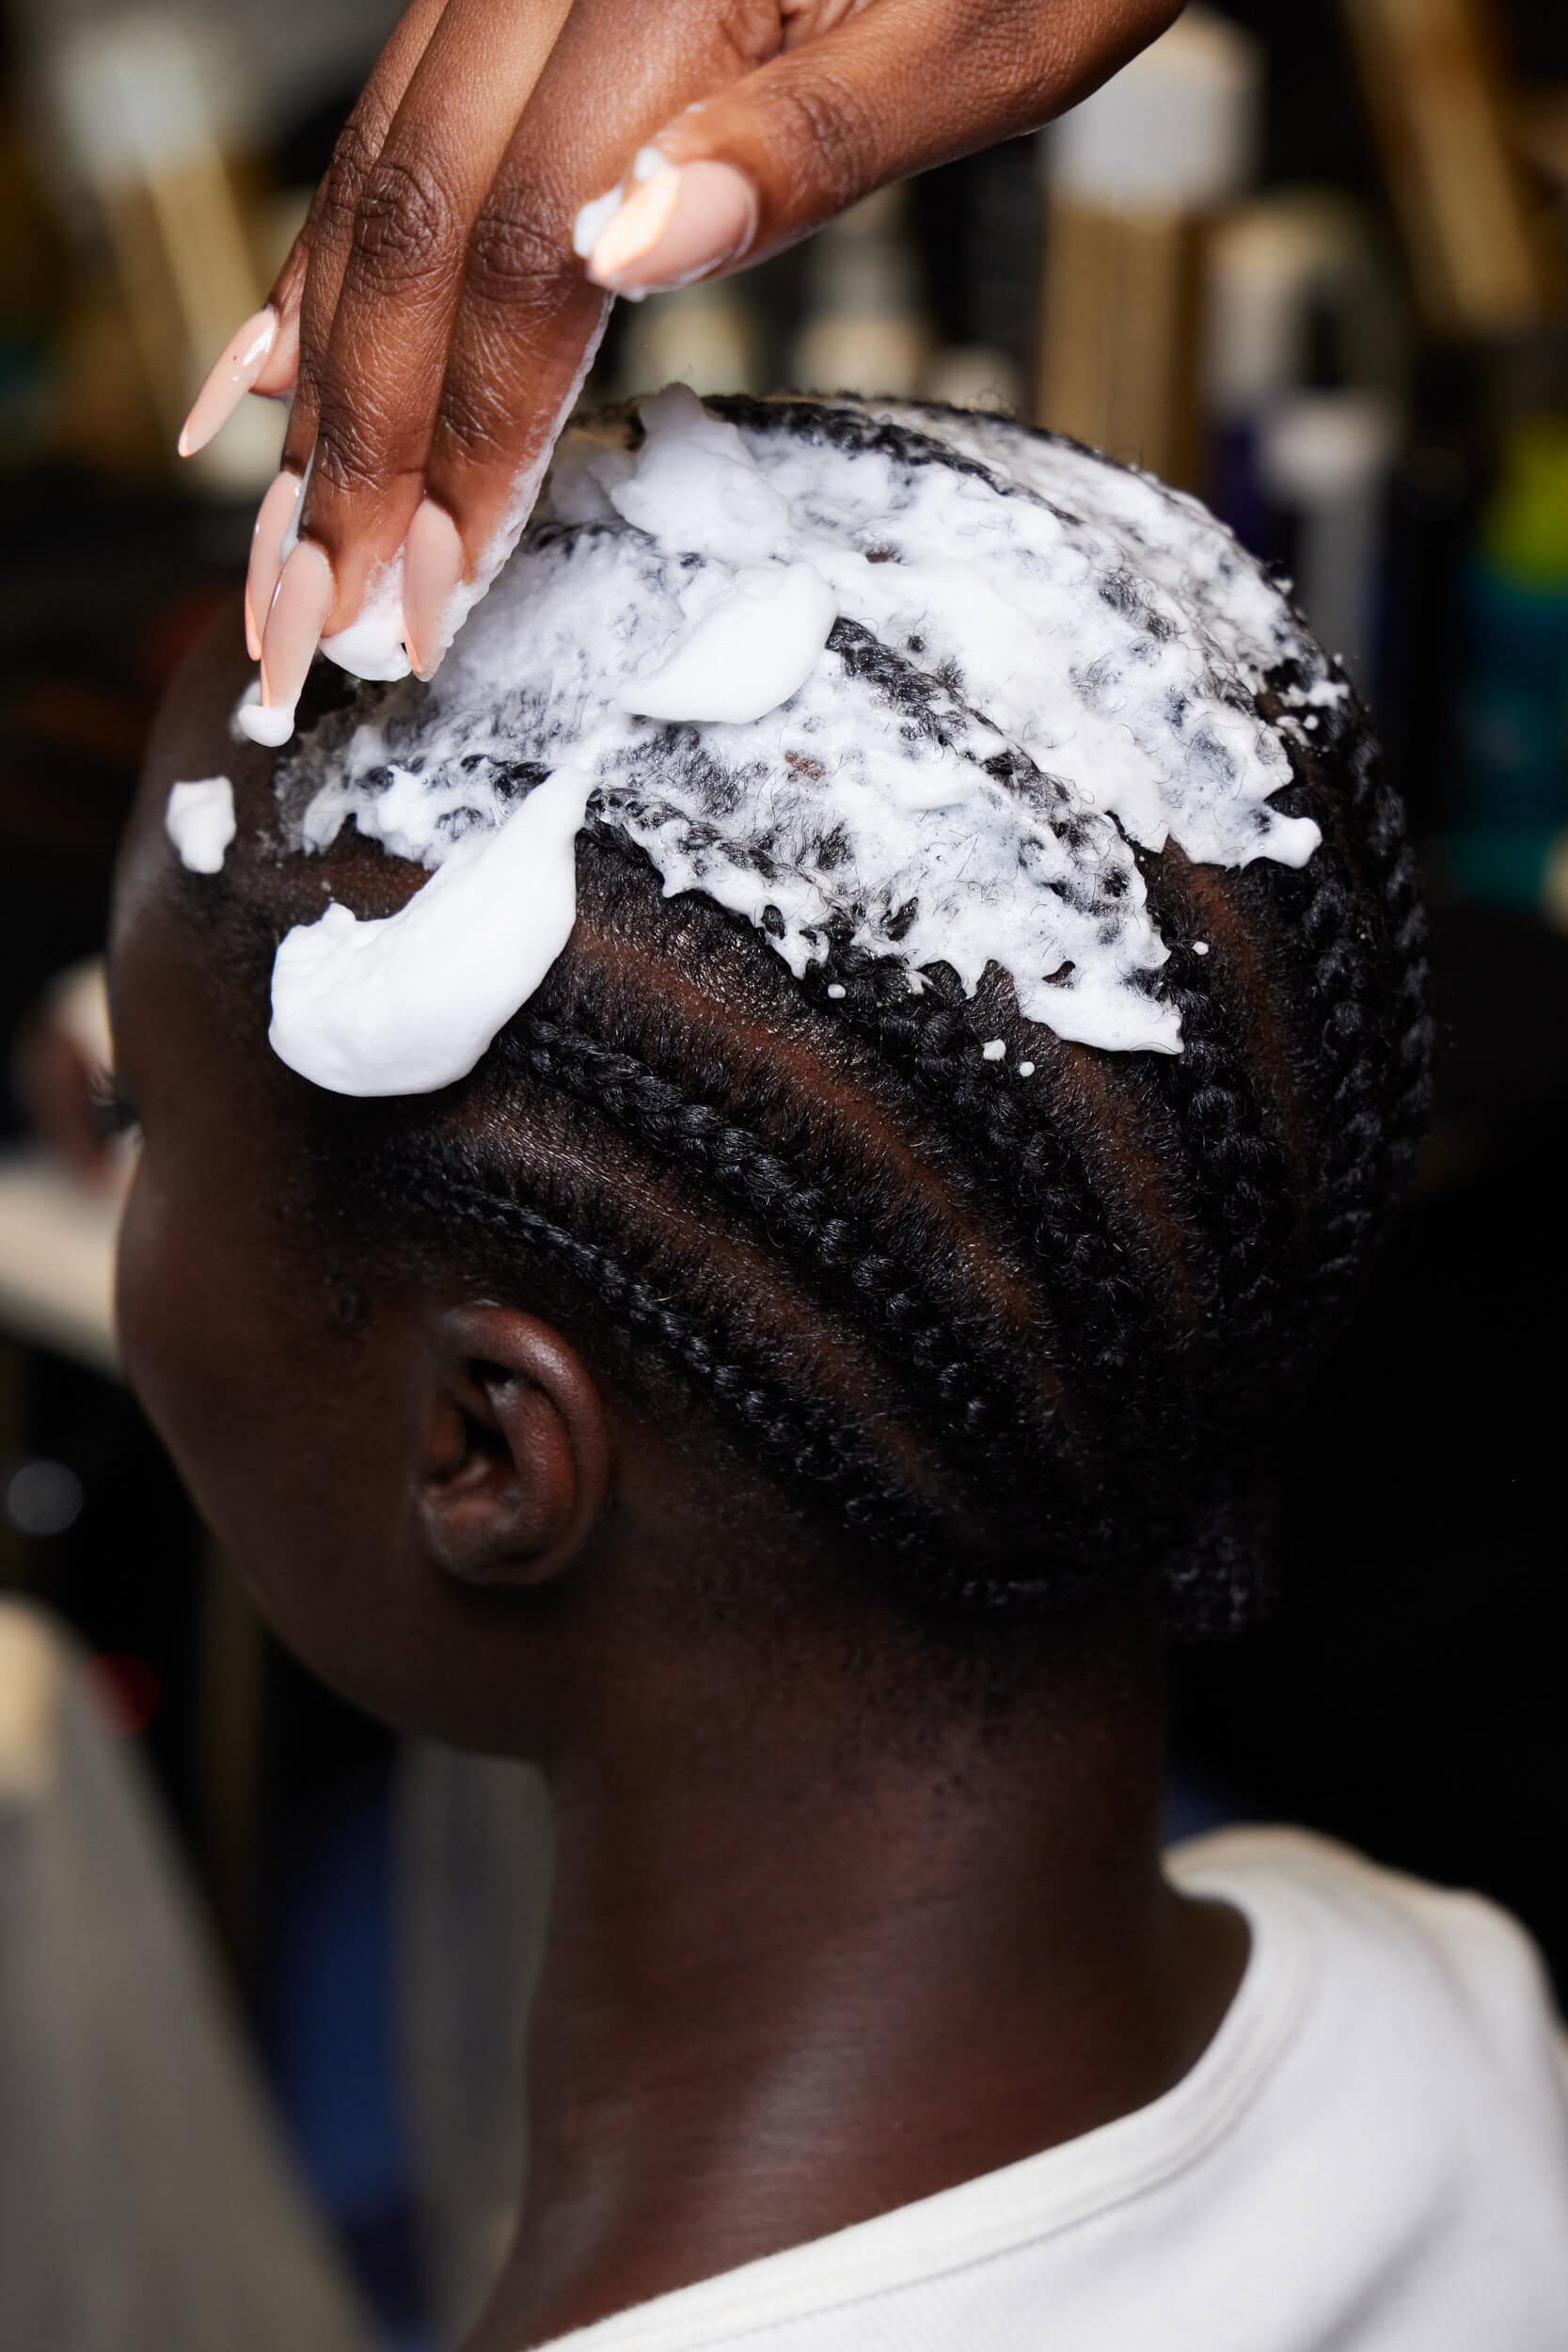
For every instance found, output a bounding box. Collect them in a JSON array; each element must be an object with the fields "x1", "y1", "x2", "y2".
[{"x1": 232, "y1": 680, "x2": 297, "y2": 749}]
